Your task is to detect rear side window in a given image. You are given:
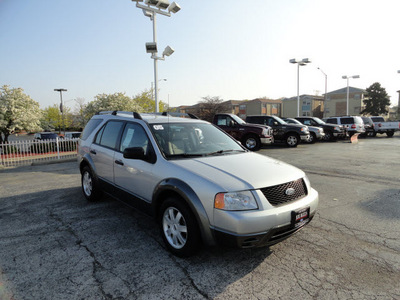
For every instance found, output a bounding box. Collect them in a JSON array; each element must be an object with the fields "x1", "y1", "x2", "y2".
[
  {"x1": 96, "y1": 121, "x2": 124, "y2": 149},
  {"x1": 81, "y1": 119, "x2": 102, "y2": 140},
  {"x1": 325, "y1": 118, "x2": 337, "y2": 124},
  {"x1": 340, "y1": 118, "x2": 354, "y2": 124}
]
